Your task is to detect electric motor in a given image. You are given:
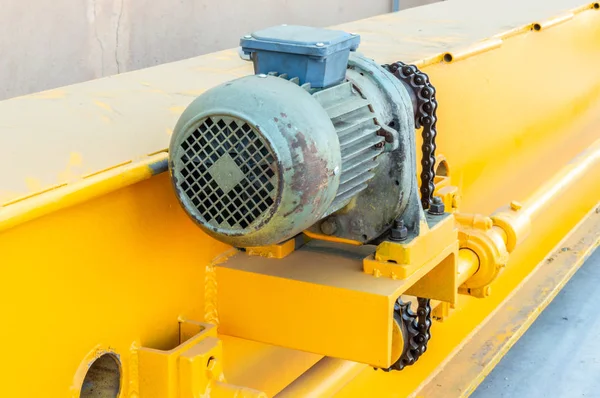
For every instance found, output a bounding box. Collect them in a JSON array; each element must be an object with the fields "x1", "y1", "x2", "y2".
[{"x1": 169, "y1": 25, "x2": 420, "y2": 247}]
